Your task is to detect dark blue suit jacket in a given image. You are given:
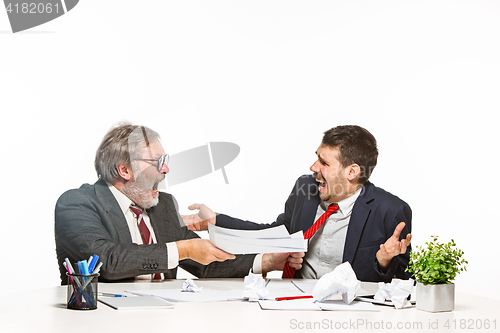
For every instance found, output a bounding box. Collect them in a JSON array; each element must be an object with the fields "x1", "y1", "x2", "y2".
[{"x1": 217, "y1": 175, "x2": 412, "y2": 282}]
